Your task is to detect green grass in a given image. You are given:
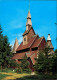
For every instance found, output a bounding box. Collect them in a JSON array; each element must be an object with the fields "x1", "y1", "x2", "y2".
[
  {"x1": 0, "y1": 73, "x2": 9, "y2": 80},
  {"x1": 15, "y1": 74, "x2": 57, "y2": 80},
  {"x1": 0, "y1": 68, "x2": 57, "y2": 80},
  {"x1": 0, "y1": 68, "x2": 15, "y2": 73}
]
